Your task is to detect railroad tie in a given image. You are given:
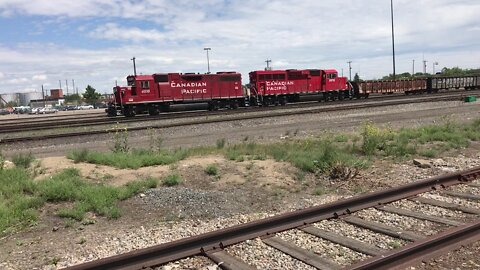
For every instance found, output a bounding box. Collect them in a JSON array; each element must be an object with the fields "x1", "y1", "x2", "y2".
[
  {"x1": 376, "y1": 205, "x2": 463, "y2": 226},
  {"x1": 262, "y1": 236, "x2": 340, "y2": 270},
  {"x1": 342, "y1": 216, "x2": 424, "y2": 242},
  {"x1": 466, "y1": 183, "x2": 480, "y2": 188},
  {"x1": 411, "y1": 197, "x2": 480, "y2": 215},
  {"x1": 301, "y1": 226, "x2": 384, "y2": 256},
  {"x1": 442, "y1": 191, "x2": 480, "y2": 201},
  {"x1": 206, "y1": 250, "x2": 257, "y2": 270}
]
